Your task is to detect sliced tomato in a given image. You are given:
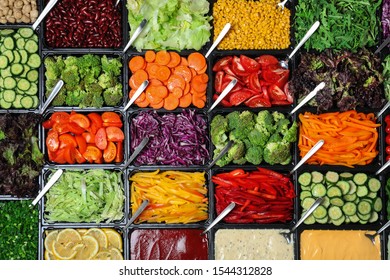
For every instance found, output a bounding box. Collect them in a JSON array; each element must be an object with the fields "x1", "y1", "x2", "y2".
[
  {"x1": 213, "y1": 94, "x2": 232, "y2": 107},
  {"x1": 83, "y1": 145, "x2": 102, "y2": 162},
  {"x1": 59, "y1": 134, "x2": 77, "y2": 149},
  {"x1": 103, "y1": 141, "x2": 117, "y2": 163},
  {"x1": 66, "y1": 122, "x2": 85, "y2": 135},
  {"x1": 94, "y1": 157, "x2": 103, "y2": 164},
  {"x1": 46, "y1": 130, "x2": 59, "y2": 152},
  {"x1": 75, "y1": 135, "x2": 87, "y2": 154},
  {"x1": 271, "y1": 100, "x2": 292, "y2": 105},
  {"x1": 256, "y1": 55, "x2": 279, "y2": 68},
  {"x1": 106, "y1": 127, "x2": 125, "y2": 142},
  {"x1": 231, "y1": 56, "x2": 249, "y2": 76},
  {"x1": 213, "y1": 56, "x2": 233, "y2": 72},
  {"x1": 222, "y1": 65, "x2": 237, "y2": 78},
  {"x1": 50, "y1": 112, "x2": 70, "y2": 124},
  {"x1": 87, "y1": 113, "x2": 103, "y2": 128},
  {"x1": 82, "y1": 132, "x2": 95, "y2": 144},
  {"x1": 95, "y1": 127, "x2": 108, "y2": 150},
  {"x1": 115, "y1": 141, "x2": 124, "y2": 163},
  {"x1": 215, "y1": 71, "x2": 224, "y2": 93},
  {"x1": 87, "y1": 122, "x2": 99, "y2": 135},
  {"x1": 244, "y1": 95, "x2": 272, "y2": 108},
  {"x1": 102, "y1": 121, "x2": 123, "y2": 128},
  {"x1": 229, "y1": 89, "x2": 252, "y2": 106},
  {"x1": 73, "y1": 148, "x2": 86, "y2": 164},
  {"x1": 262, "y1": 65, "x2": 289, "y2": 89},
  {"x1": 64, "y1": 146, "x2": 76, "y2": 164},
  {"x1": 52, "y1": 122, "x2": 70, "y2": 135},
  {"x1": 240, "y1": 55, "x2": 260, "y2": 73},
  {"x1": 284, "y1": 82, "x2": 293, "y2": 104},
  {"x1": 269, "y1": 84, "x2": 287, "y2": 101},
  {"x1": 47, "y1": 149, "x2": 57, "y2": 161},
  {"x1": 69, "y1": 113, "x2": 91, "y2": 129},
  {"x1": 261, "y1": 86, "x2": 271, "y2": 103},
  {"x1": 248, "y1": 73, "x2": 262, "y2": 92},
  {"x1": 53, "y1": 148, "x2": 67, "y2": 164},
  {"x1": 102, "y1": 112, "x2": 121, "y2": 124},
  {"x1": 42, "y1": 119, "x2": 54, "y2": 129}
]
